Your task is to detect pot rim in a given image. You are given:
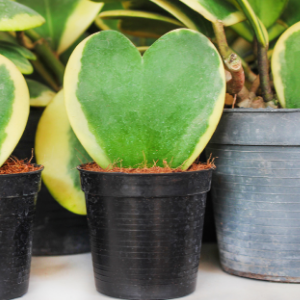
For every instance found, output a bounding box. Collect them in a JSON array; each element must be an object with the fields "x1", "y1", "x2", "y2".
[
  {"x1": 223, "y1": 108, "x2": 300, "y2": 113},
  {"x1": 0, "y1": 164, "x2": 44, "y2": 177},
  {"x1": 77, "y1": 165, "x2": 213, "y2": 176}
]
